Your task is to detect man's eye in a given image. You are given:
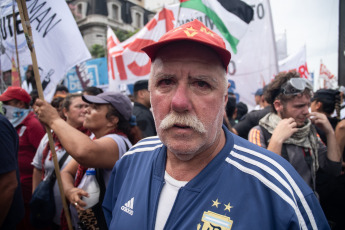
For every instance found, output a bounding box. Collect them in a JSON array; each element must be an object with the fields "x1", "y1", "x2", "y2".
[
  {"x1": 194, "y1": 80, "x2": 211, "y2": 89},
  {"x1": 157, "y1": 79, "x2": 173, "y2": 87}
]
